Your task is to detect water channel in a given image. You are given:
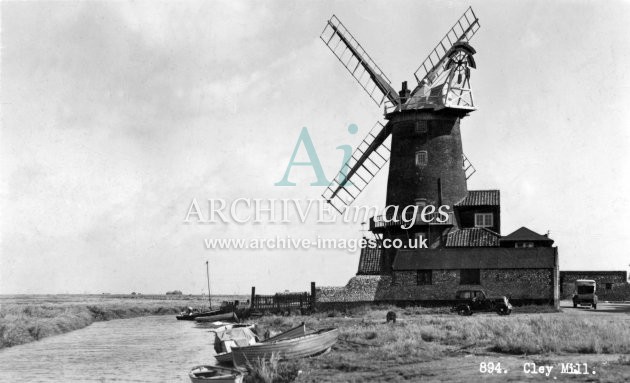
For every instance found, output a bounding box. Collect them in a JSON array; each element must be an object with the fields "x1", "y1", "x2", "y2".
[{"x1": 0, "y1": 315, "x2": 217, "y2": 382}]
